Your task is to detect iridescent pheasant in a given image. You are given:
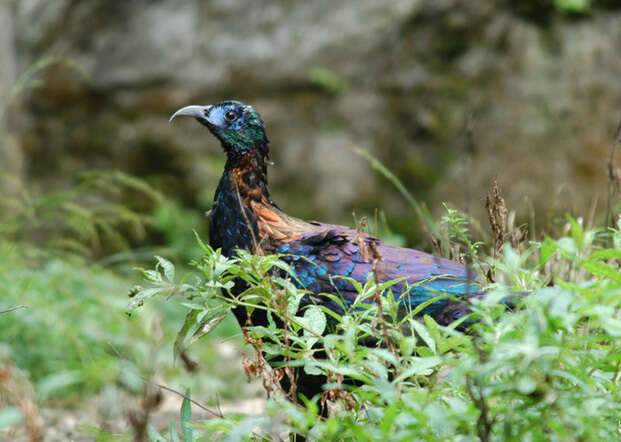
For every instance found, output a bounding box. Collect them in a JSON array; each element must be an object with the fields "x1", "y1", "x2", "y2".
[{"x1": 170, "y1": 100, "x2": 487, "y2": 398}]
